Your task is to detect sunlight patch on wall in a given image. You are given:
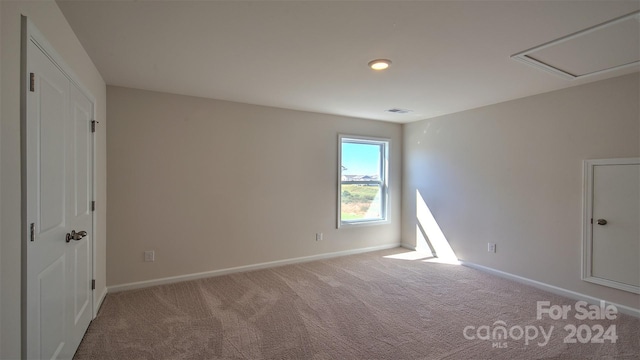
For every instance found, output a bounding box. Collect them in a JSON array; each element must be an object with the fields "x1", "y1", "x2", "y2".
[{"x1": 416, "y1": 189, "x2": 459, "y2": 264}]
